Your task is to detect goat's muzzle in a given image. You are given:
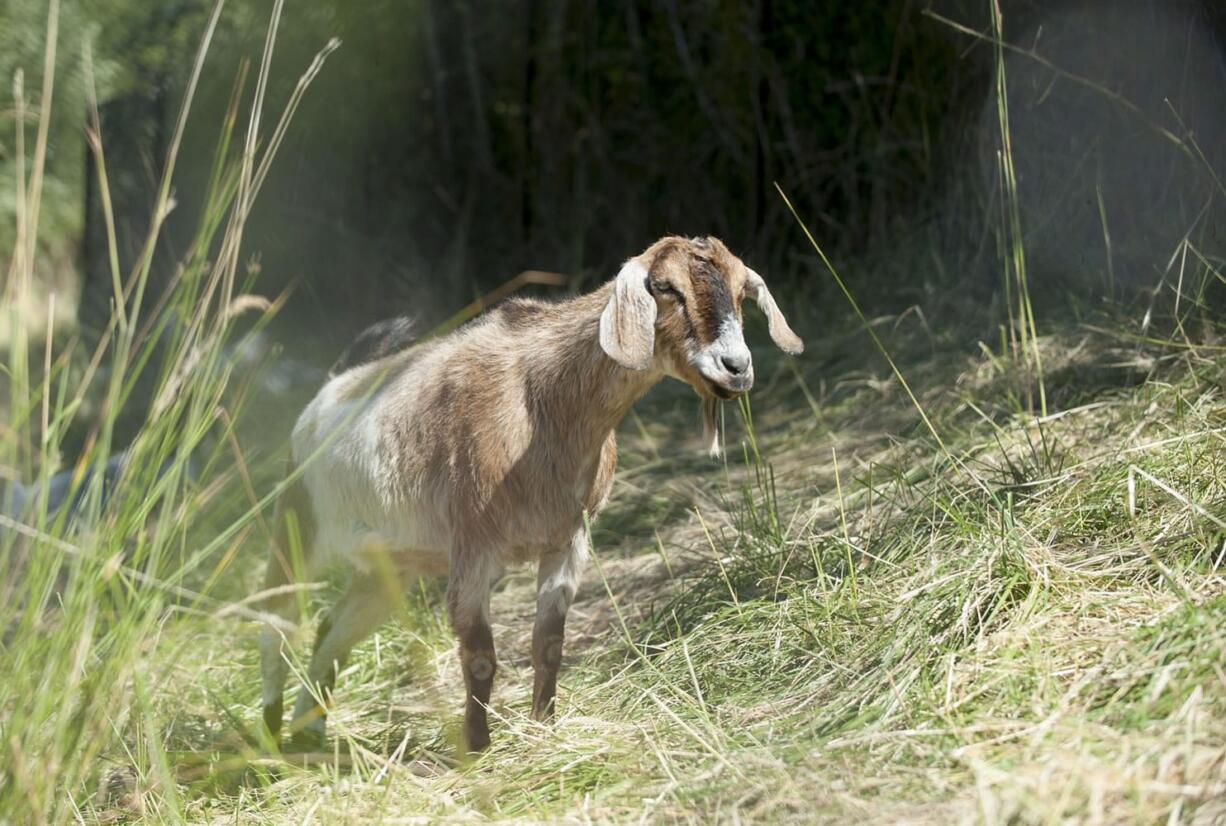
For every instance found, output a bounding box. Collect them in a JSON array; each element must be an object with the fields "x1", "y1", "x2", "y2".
[{"x1": 690, "y1": 322, "x2": 754, "y2": 399}]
